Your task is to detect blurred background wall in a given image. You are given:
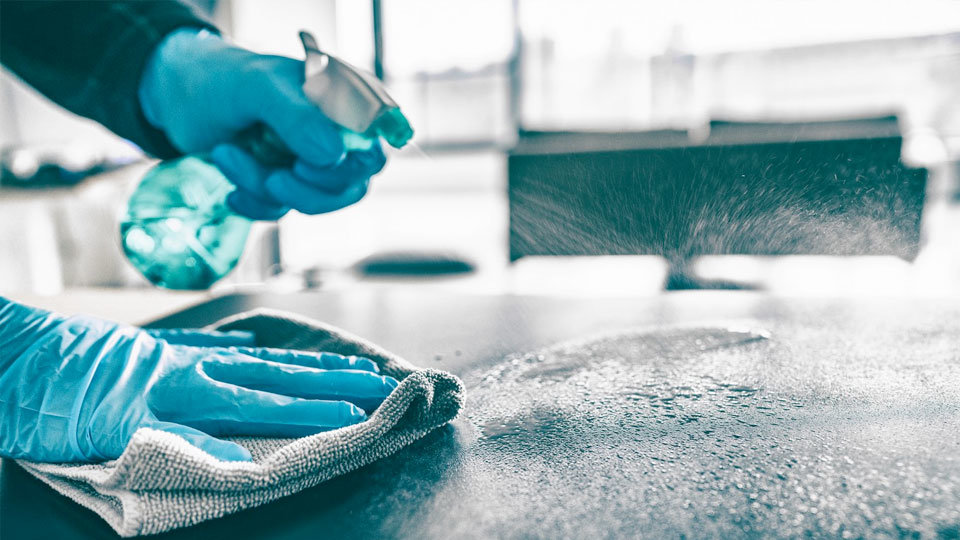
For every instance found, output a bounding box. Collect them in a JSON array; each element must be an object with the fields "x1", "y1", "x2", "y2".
[{"x1": 2, "y1": 0, "x2": 959, "y2": 296}]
